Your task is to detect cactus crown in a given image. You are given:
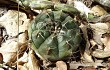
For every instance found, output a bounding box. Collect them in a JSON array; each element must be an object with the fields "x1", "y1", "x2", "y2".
[{"x1": 29, "y1": 11, "x2": 82, "y2": 61}]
